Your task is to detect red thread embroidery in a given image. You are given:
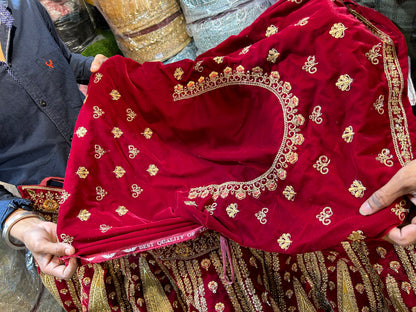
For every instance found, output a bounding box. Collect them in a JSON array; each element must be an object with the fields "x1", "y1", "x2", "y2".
[{"x1": 45, "y1": 60, "x2": 54, "y2": 68}]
